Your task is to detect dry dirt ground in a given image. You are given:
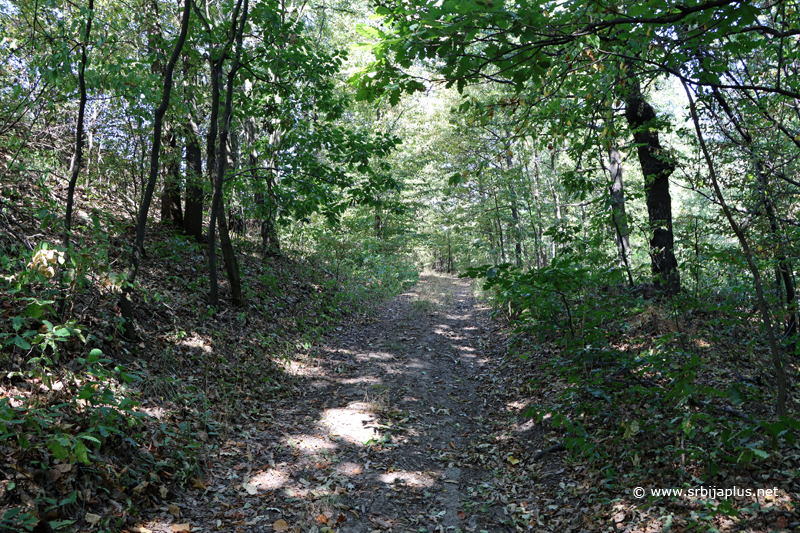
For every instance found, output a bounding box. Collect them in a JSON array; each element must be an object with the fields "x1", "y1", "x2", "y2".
[{"x1": 138, "y1": 273, "x2": 562, "y2": 533}]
